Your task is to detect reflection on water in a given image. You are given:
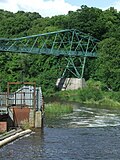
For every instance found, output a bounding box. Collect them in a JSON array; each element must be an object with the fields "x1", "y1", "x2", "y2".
[{"x1": 0, "y1": 103, "x2": 120, "y2": 160}]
